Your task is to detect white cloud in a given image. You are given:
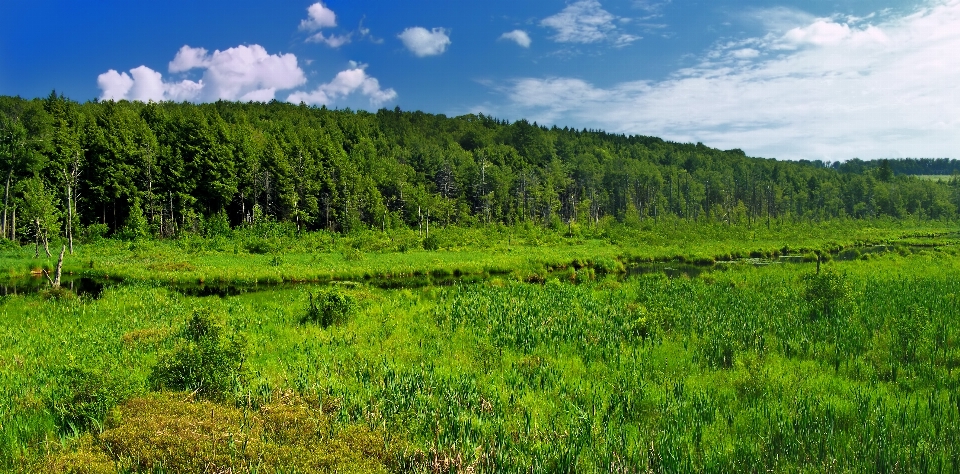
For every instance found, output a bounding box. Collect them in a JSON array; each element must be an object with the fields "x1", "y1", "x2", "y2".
[
  {"x1": 287, "y1": 63, "x2": 397, "y2": 107},
  {"x1": 500, "y1": 30, "x2": 532, "y2": 48},
  {"x1": 398, "y1": 27, "x2": 451, "y2": 57},
  {"x1": 173, "y1": 45, "x2": 306, "y2": 101},
  {"x1": 98, "y1": 44, "x2": 306, "y2": 103},
  {"x1": 488, "y1": 1, "x2": 960, "y2": 161},
  {"x1": 165, "y1": 79, "x2": 204, "y2": 102},
  {"x1": 97, "y1": 70, "x2": 134, "y2": 101},
  {"x1": 633, "y1": 0, "x2": 671, "y2": 14},
  {"x1": 300, "y1": 2, "x2": 337, "y2": 31},
  {"x1": 742, "y1": 6, "x2": 817, "y2": 33},
  {"x1": 541, "y1": 0, "x2": 616, "y2": 43},
  {"x1": 299, "y1": 2, "x2": 355, "y2": 48},
  {"x1": 730, "y1": 48, "x2": 760, "y2": 59},
  {"x1": 614, "y1": 33, "x2": 641, "y2": 47},
  {"x1": 168, "y1": 46, "x2": 209, "y2": 73},
  {"x1": 307, "y1": 31, "x2": 352, "y2": 48},
  {"x1": 358, "y1": 17, "x2": 384, "y2": 44},
  {"x1": 542, "y1": 0, "x2": 640, "y2": 45},
  {"x1": 126, "y1": 66, "x2": 166, "y2": 102}
]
